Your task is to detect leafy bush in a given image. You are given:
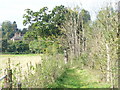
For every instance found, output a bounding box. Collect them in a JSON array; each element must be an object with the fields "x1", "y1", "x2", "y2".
[
  {"x1": 10, "y1": 54, "x2": 66, "y2": 88},
  {"x1": 7, "y1": 41, "x2": 29, "y2": 54}
]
